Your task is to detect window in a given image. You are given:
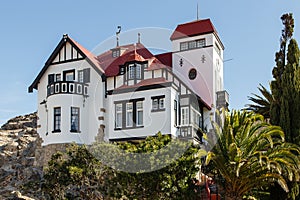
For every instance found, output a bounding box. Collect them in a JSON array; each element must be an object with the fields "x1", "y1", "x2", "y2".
[
  {"x1": 115, "y1": 104, "x2": 122, "y2": 128},
  {"x1": 151, "y1": 95, "x2": 165, "y2": 112},
  {"x1": 128, "y1": 64, "x2": 135, "y2": 79},
  {"x1": 112, "y1": 49, "x2": 120, "y2": 58},
  {"x1": 70, "y1": 107, "x2": 80, "y2": 132},
  {"x1": 159, "y1": 98, "x2": 164, "y2": 109},
  {"x1": 128, "y1": 64, "x2": 141, "y2": 80},
  {"x1": 119, "y1": 66, "x2": 125, "y2": 75},
  {"x1": 174, "y1": 100, "x2": 178, "y2": 126},
  {"x1": 188, "y1": 68, "x2": 197, "y2": 80},
  {"x1": 152, "y1": 99, "x2": 158, "y2": 110},
  {"x1": 136, "y1": 101, "x2": 143, "y2": 126},
  {"x1": 114, "y1": 98, "x2": 145, "y2": 129},
  {"x1": 180, "y1": 39, "x2": 206, "y2": 51},
  {"x1": 78, "y1": 70, "x2": 84, "y2": 83},
  {"x1": 135, "y1": 64, "x2": 141, "y2": 79},
  {"x1": 188, "y1": 40, "x2": 197, "y2": 49},
  {"x1": 181, "y1": 107, "x2": 189, "y2": 125},
  {"x1": 196, "y1": 39, "x2": 206, "y2": 48},
  {"x1": 191, "y1": 108, "x2": 201, "y2": 128},
  {"x1": 64, "y1": 70, "x2": 75, "y2": 81},
  {"x1": 126, "y1": 102, "x2": 133, "y2": 127},
  {"x1": 53, "y1": 107, "x2": 61, "y2": 132},
  {"x1": 56, "y1": 74, "x2": 61, "y2": 82},
  {"x1": 180, "y1": 42, "x2": 188, "y2": 51}
]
